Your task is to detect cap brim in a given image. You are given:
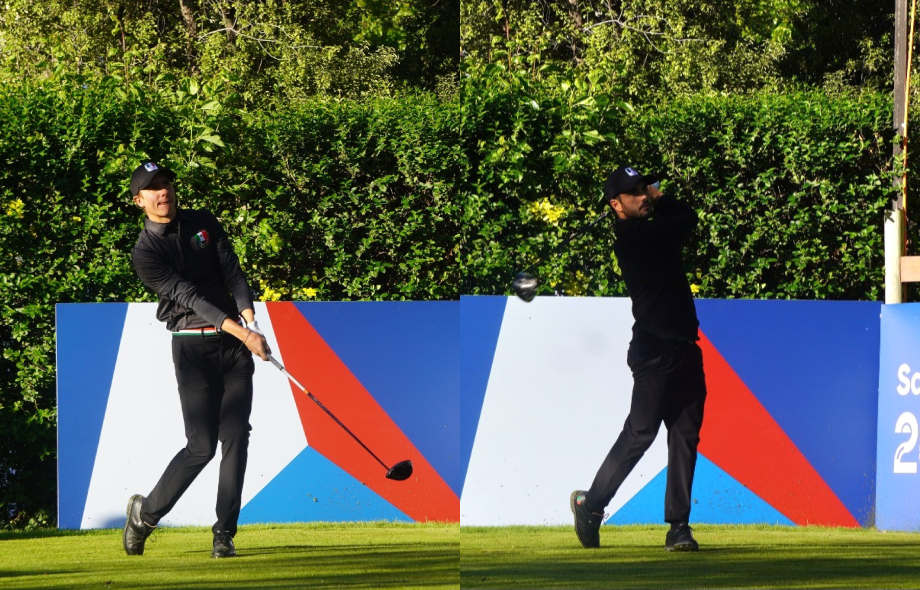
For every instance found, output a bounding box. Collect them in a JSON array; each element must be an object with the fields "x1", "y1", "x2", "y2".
[
  {"x1": 601, "y1": 169, "x2": 660, "y2": 204},
  {"x1": 131, "y1": 167, "x2": 176, "y2": 196}
]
